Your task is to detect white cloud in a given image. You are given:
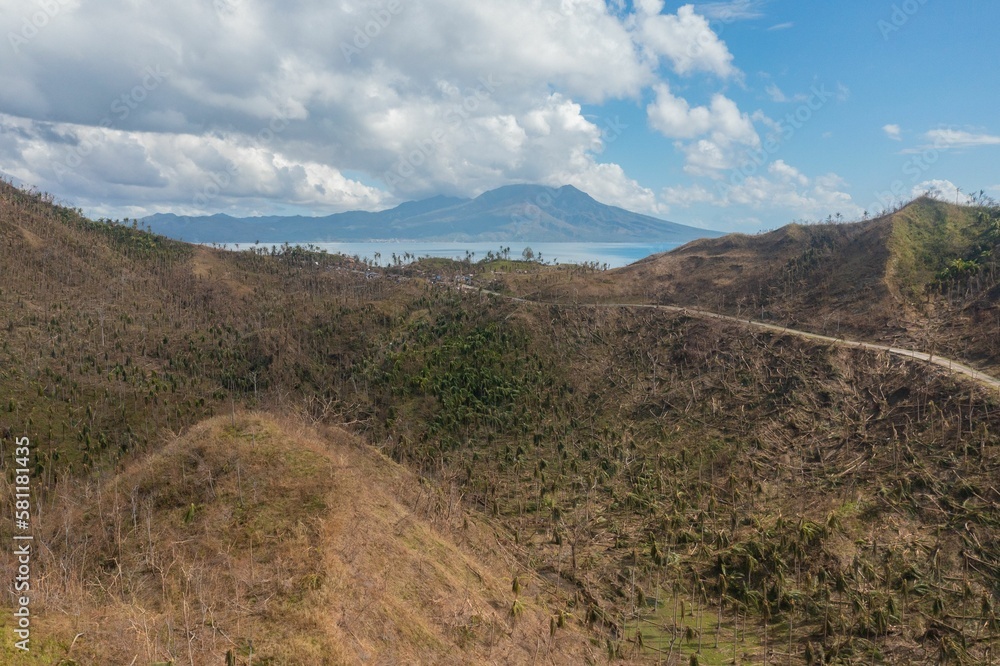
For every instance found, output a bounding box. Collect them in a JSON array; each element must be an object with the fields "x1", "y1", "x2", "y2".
[
  {"x1": 636, "y1": 4, "x2": 738, "y2": 78},
  {"x1": 768, "y1": 159, "x2": 808, "y2": 185},
  {"x1": 647, "y1": 85, "x2": 716, "y2": 139},
  {"x1": 883, "y1": 124, "x2": 902, "y2": 141},
  {"x1": 652, "y1": 87, "x2": 759, "y2": 147},
  {"x1": 925, "y1": 129, "x2": 1000, "y2": 149},
  {"x1": 647, "y1": 83, "x2": 760, "y2": 175},
  {"x1": 665, "y1": 166, "x2": 861, "y2": 222},
  {"x1": 901, "y1": 128, "x2": 1000, "y2": 155},
  {"x1": 724, "y1": 171, "x2": 859, "y2": 219},
  {"x1": 0, "y1": 0, "x2": 764, "y2": 223},
  {"x1": 693, "y1": 0, "x2": 767, "y2": 21},
  {"x1": 558, "y1": 162, "x2": 666, "y2": 216},
  {"x1": 912, "y1": 179, "x2": 973, "y2": 204},
  {"x1": 0, "y1": 0, "x2": 681, "y2": 216},
  {"x1": 765, "y1": 84, "x2": 787, "y2": 103},
  {"x1": 661, "y1": 183, "x2": 718, "y2": 206},
  {"x1": 765, "y1": 83, "x2": 809, "y2": 104},
  {"x1": 767, "y1": 22, "x2": 794, "y2": 31},
  {"x1": 0, "y1": 113, "x2": 392, "y2": 217},
  {"x1": 0, "y1": 88, "x2": 669, "y2": 219},
  {"x1": 679, "y1": 139, "x2": 733, "y2": 176}
]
